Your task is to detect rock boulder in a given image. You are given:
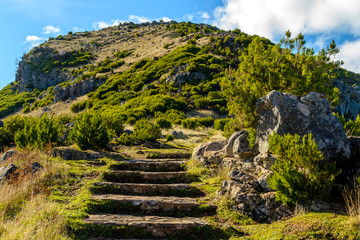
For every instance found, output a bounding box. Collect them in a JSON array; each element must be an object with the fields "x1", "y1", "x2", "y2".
[
  {"x1": 192, "y1": 140, "x2": 226, "y2": 165},
  {"x1": 255, "y1": 91, "x2": 351, "y2": 162}
]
